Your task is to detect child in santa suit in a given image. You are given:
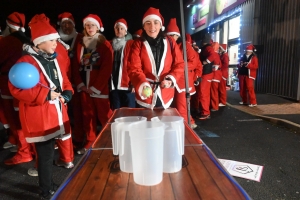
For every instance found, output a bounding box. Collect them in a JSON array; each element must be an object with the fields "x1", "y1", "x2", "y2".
[
  {"x1": 218, "y1": 44, "x2": 229, "y2": 106},
  {"x1": 8, "y1": 14, "x2": 73, "y2": 198},
  {"x1": 127, "y1": 7, "x2": 184, "y2": 109},
  {"x1": 238, "y1": 44, "x2": 259, "y2": 107},
  {"x1": 72, "y1": 14, "x2": 113, "y2": 154}
]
